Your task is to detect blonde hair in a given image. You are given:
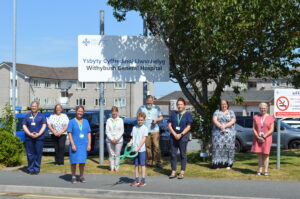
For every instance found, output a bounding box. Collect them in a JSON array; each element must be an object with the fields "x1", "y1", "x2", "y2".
[{"x1": 259, "y1": 102, "x2": 268, "y2": 109}]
